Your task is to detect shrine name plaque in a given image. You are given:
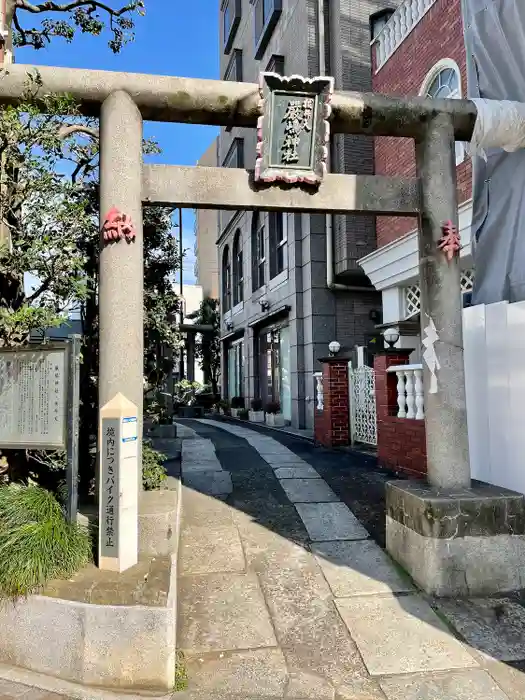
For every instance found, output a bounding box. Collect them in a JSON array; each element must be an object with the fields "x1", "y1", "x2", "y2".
[
  {"x1": 0, "y1": 346, "x2": 68, "y2": 450},
  {"x1": 255, "y1": 72, "x2": 335, "y2": 186}
]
